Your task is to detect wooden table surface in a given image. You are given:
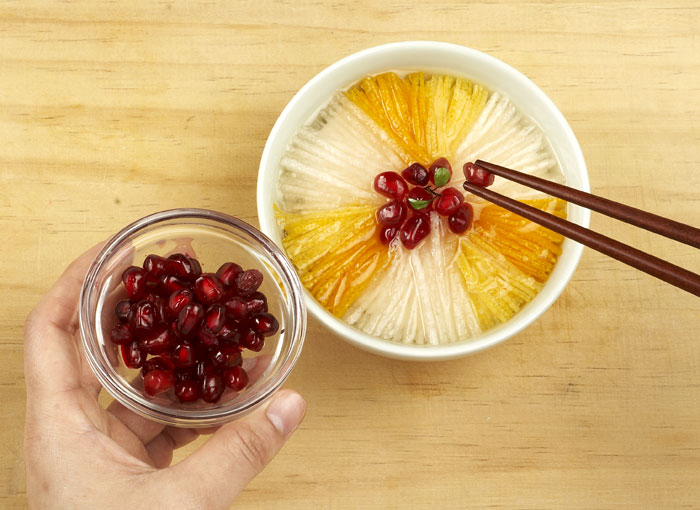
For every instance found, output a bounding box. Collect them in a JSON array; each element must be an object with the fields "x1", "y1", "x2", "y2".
[{"x1": 2, "y1": 1, "x2": 700, "y2": 508}]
